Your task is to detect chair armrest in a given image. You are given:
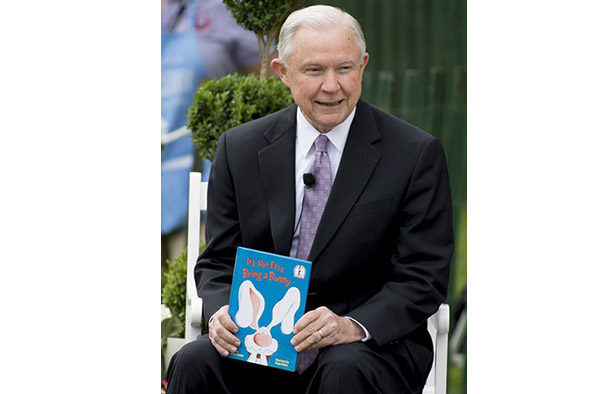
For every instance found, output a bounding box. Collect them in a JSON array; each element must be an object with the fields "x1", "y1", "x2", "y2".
[
  {"x1": 190, "y1": 297, "x2": 203, "y2": 328},
  {"x1": 436, "y1": 304, "x2": 450, "y2": 334}
]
